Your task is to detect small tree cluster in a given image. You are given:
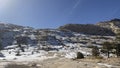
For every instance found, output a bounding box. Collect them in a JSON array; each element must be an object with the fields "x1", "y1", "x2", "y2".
[
  {"x1": 115, "y1": 44, "x2": 120, "y2": 57},
  {"x1": 92, "y1": 46, "x2": 100, "y2": 57},
  {"x1": 15, "y1": 35, "x2": 28, "y2": 52},
  {"x1": 0, "y1": 42, "x2": 2, "y2": 51},
  {"x1": 107, "y1": 42, "x2": 120, "y2": 57},
  {"x1": 115, "y1": 31, "x2": 120, "y2": 57},
  {"x1": 100, "y1": 30, "x2": 120, "y2": 58},
  {"x1": 102, "y1": 42, "x2": 113, "y2": 58},
  {"x1": 0, "y1": 33, "x2": 3, "y2": 51}
]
